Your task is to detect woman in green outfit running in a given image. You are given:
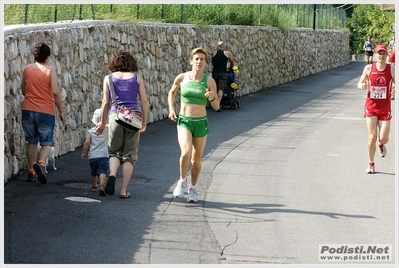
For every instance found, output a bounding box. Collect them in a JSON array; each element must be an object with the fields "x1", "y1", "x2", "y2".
[{"x1": 168, "y1": 47, "x2": 220, "y2": 202}]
